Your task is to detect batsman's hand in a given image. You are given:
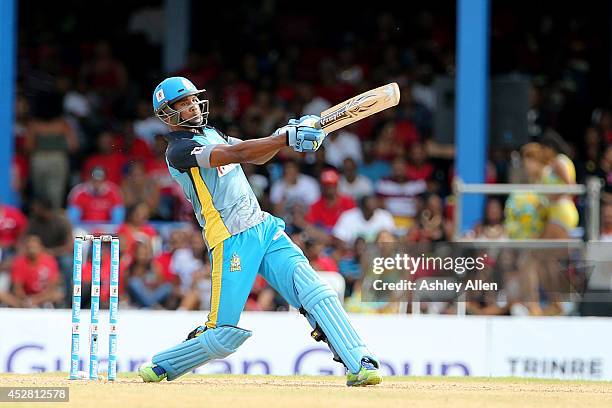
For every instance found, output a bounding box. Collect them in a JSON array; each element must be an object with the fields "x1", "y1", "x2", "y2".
[{"x1": 275, "y1": 115, "x2": 327, "y2": 153}]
